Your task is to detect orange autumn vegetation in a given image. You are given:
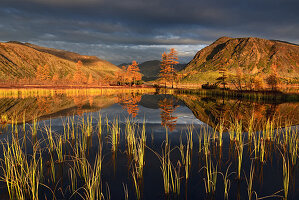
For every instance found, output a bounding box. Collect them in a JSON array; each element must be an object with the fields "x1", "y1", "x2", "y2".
[
  {"x1": 158, "y1": 97, "x2": 179, "y2": 131},
  {"x1": 159, "y1": 48, "x2": 180, "y2": 88},
  {"x1": 116, "y1": 60, "x2": 142, "y2": 86},
  {"x1": 2, "y1": 60, "x2": 121, "y2": 86},
  {"x1": 117, "y1": 93, "x2": 142, "y2": 118}
]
